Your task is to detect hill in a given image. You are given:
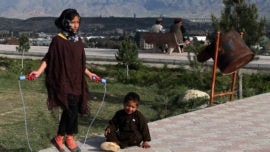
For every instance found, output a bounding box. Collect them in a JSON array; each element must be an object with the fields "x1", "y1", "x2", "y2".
[
  {"x1": 0, "y1": 17, "x2": 213, "y2": 36},
  {"x1": 0, "y1": 0, "x2": 269, "y2": 19}
]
